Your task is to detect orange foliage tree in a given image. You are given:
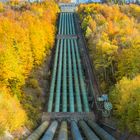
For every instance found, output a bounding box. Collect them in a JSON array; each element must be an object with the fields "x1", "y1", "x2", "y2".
[{"x1": 0, "y1": 1, "x2": 59, "y2": 136}]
